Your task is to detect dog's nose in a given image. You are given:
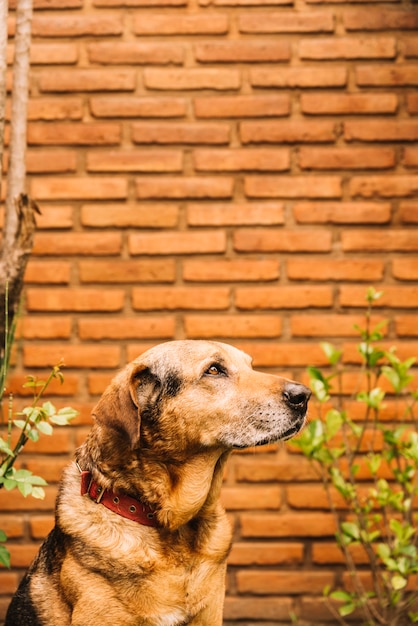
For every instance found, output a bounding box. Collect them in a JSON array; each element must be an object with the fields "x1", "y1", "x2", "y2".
[{"x1": 283, "y1": 382, "x2": 311, "y2": 408}]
